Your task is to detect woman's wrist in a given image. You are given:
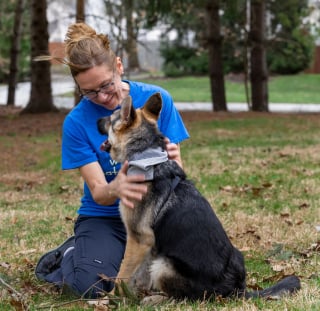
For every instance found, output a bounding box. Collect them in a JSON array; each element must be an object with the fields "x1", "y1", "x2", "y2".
[
  {"x1": 106, "y1": 182, "x2": 118, "y2": 202},
  {"x1": 93, "y1": 182, "x2": 118, "y2": 206}
]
